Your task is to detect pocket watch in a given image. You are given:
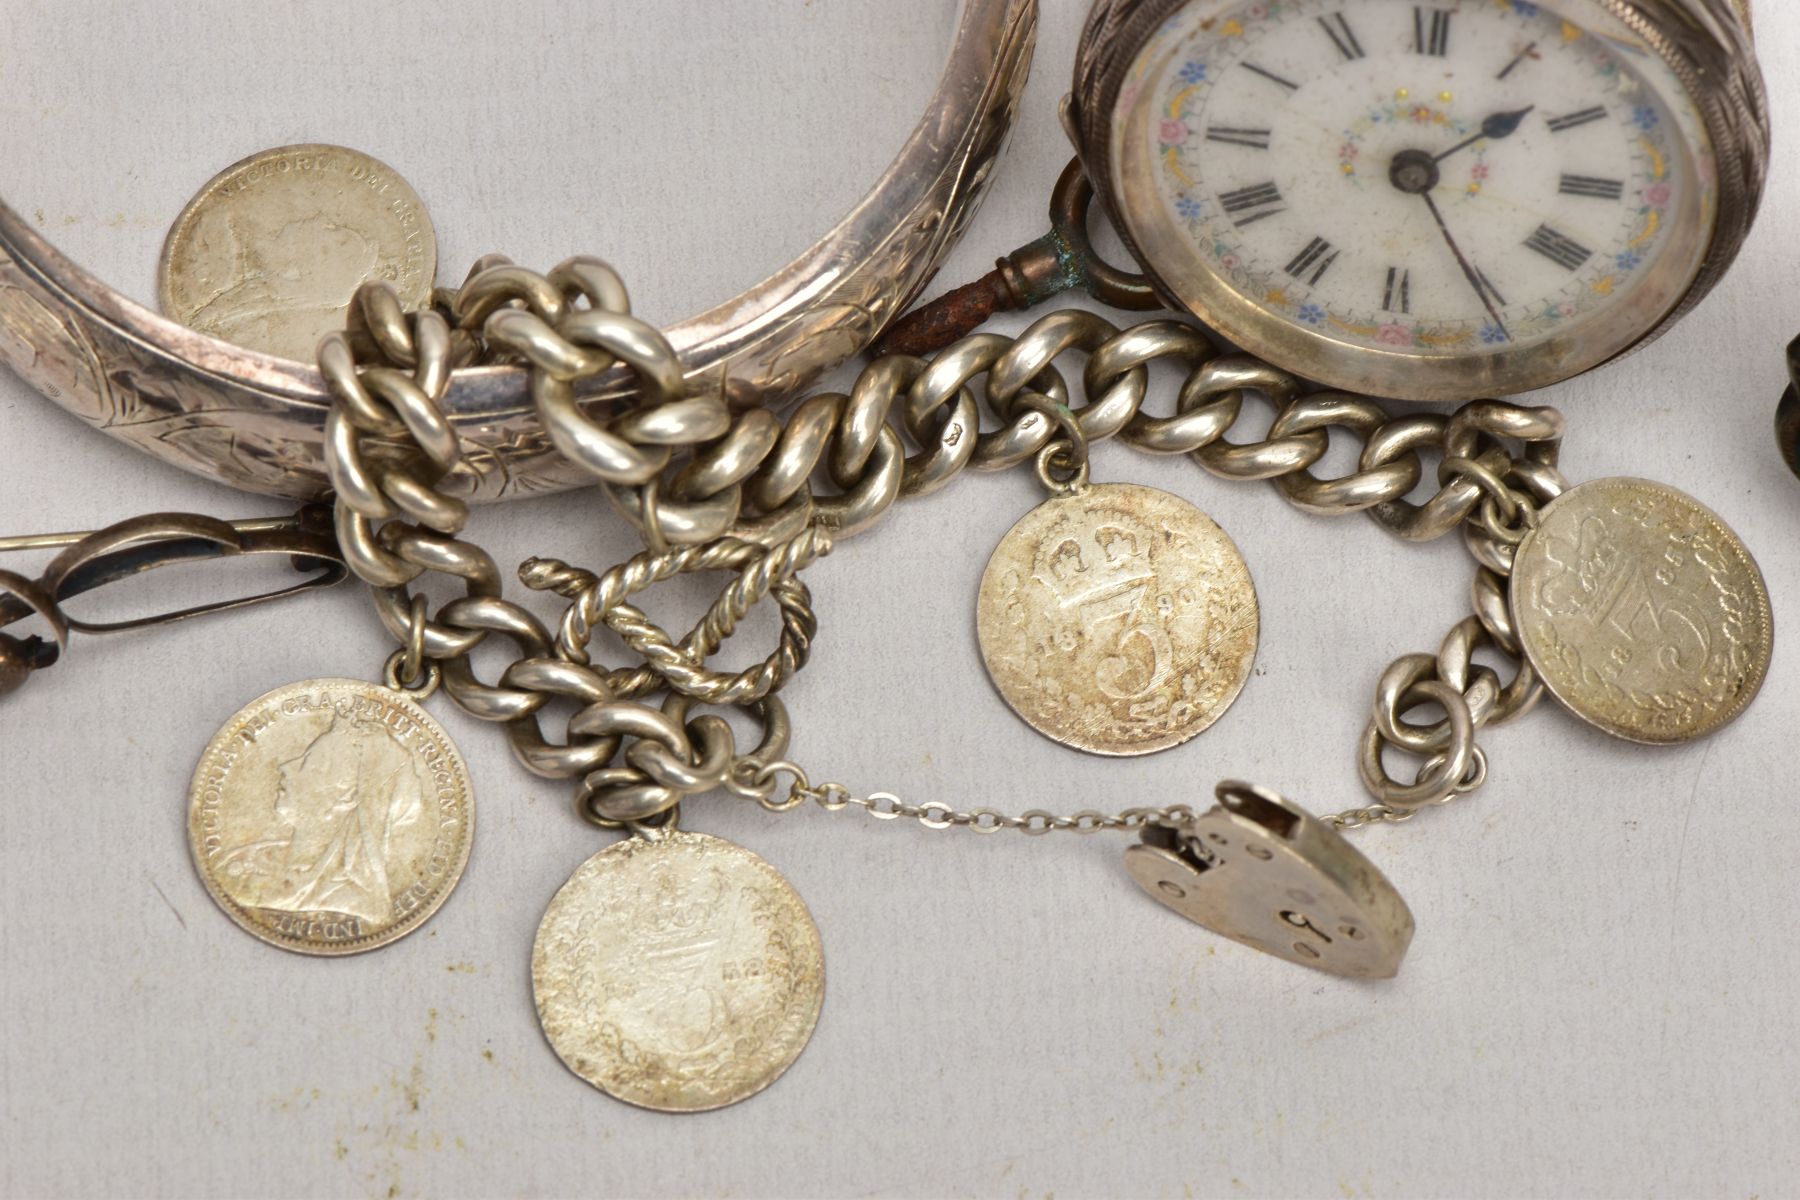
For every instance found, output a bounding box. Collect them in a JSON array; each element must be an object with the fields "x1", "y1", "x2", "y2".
[{"x1": 1065, "y1": 0, "x2": 1768, "y2": 400}]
